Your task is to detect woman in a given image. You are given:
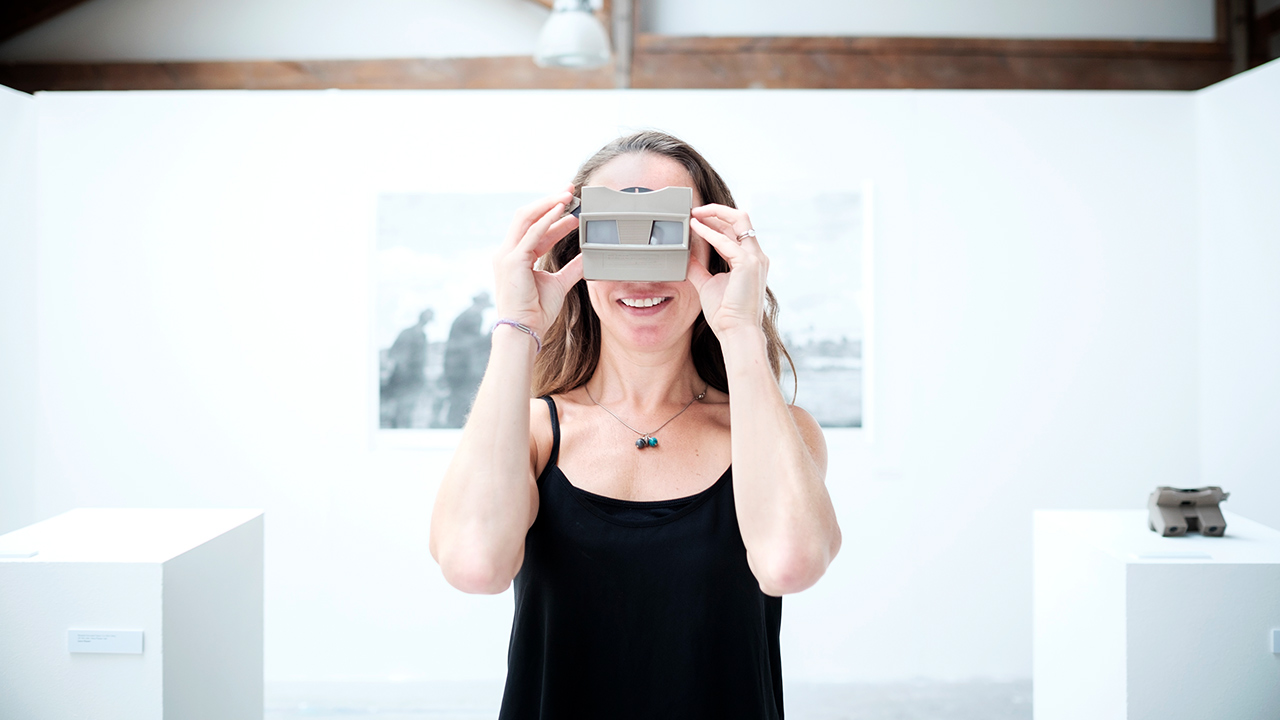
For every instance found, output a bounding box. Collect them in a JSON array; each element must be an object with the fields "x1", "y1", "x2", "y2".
[{"x1": 429, "y1": 131, "x2": 841, "y2": 719}]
